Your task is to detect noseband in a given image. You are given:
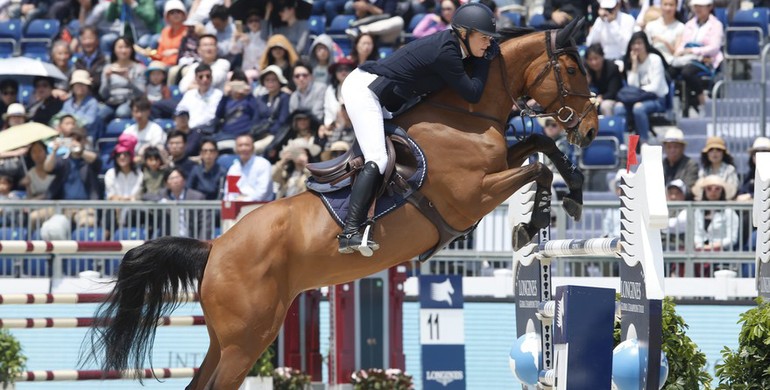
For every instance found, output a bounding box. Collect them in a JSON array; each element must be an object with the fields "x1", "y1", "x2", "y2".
[{"x1": 516, "y1": 30, "x2": 595, "y2": 135}]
